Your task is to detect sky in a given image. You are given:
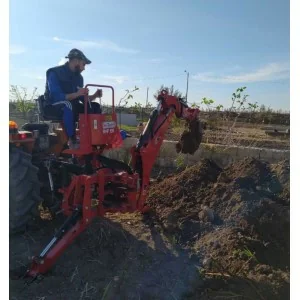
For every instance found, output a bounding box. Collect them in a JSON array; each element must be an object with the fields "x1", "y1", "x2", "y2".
[{"x1": 9, "y1": 0, "x2": 290, "y2": 111}]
